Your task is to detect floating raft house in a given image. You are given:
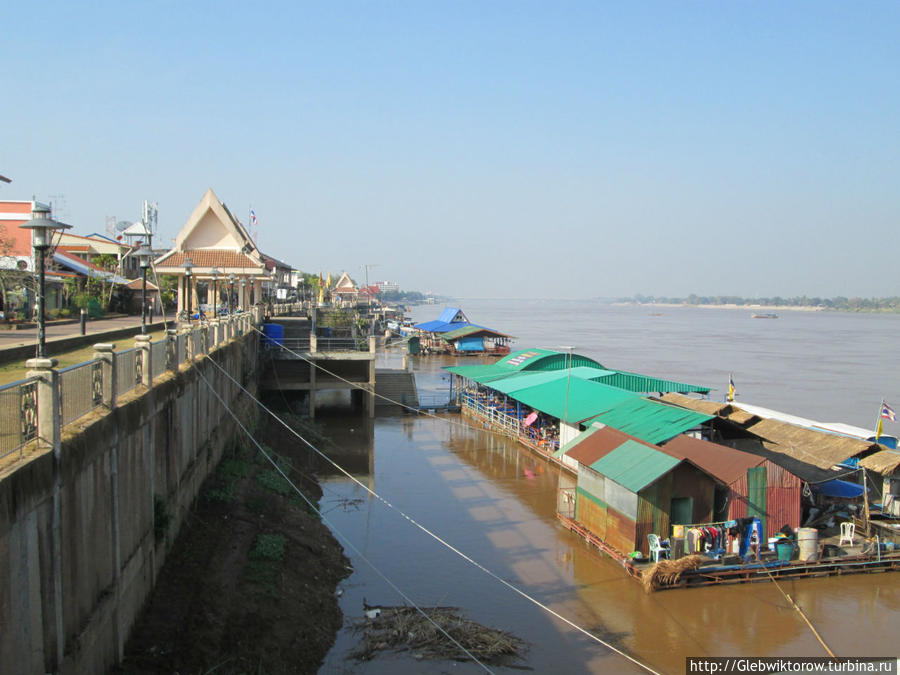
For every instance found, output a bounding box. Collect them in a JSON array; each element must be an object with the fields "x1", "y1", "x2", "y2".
[{"x1": 412, "y1": 307, "x2": 514, "y2": 355}]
